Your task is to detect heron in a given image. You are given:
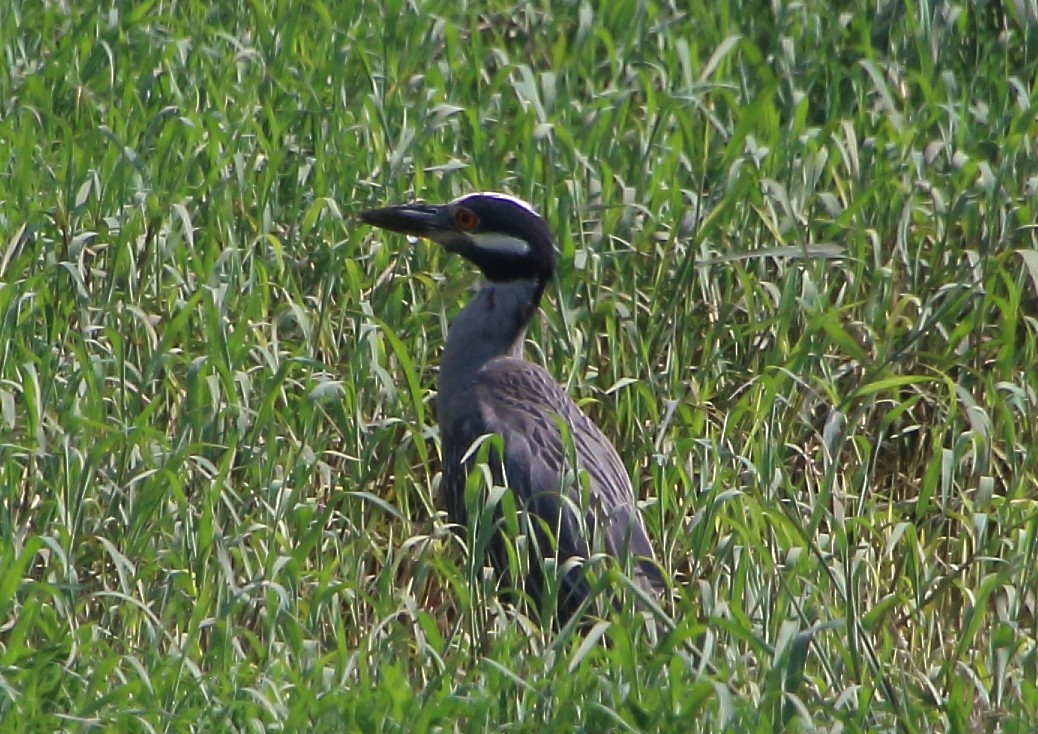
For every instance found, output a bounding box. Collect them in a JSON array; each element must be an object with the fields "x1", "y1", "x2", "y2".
[{"x1": 360, "y1": 192, "x2": 662, "y2": 625}]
